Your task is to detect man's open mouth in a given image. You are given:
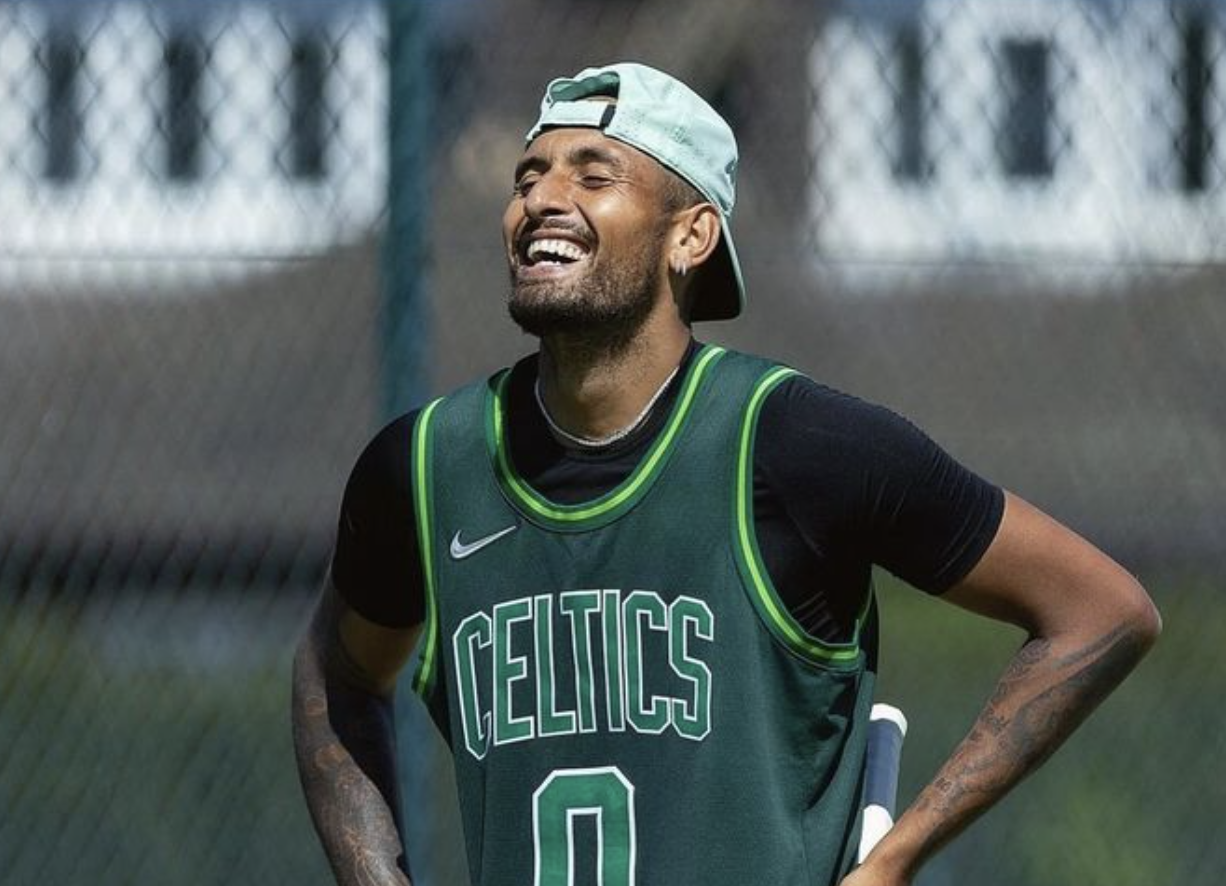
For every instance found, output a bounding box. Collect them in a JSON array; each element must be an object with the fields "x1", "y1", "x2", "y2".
[{"x1": 523, "y1": 237, "x2": 591, "y2": 268}]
